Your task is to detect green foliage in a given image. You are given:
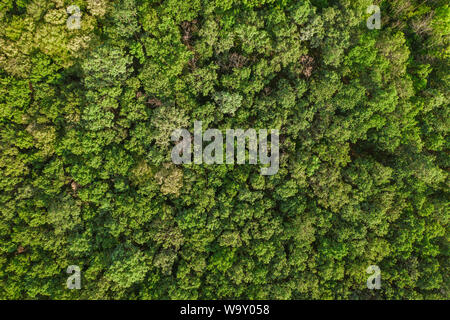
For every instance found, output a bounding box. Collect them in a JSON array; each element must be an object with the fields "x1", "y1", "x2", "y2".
[{"x1": 0, "y1": 0, "x2": 448, "y2": 300}]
